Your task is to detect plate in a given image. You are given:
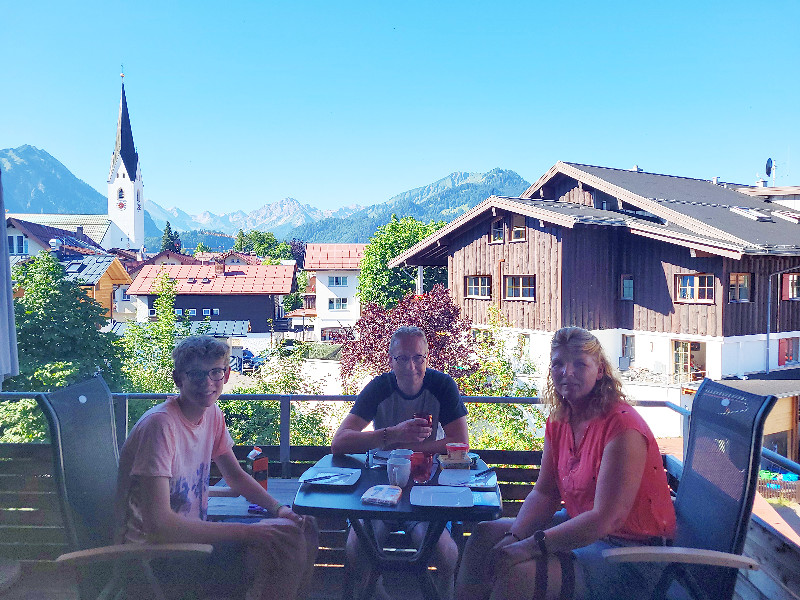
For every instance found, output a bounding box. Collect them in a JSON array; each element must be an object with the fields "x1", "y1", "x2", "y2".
[
  {"x1": 299, "y1": 467, "x2": 361, "y2": 486},
  {"x1": 410, "y1": 485, "x2": 474, "y2": 507},
  {"x1": 437, "y1": 469, "x2": 497, "y2": 489}
]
